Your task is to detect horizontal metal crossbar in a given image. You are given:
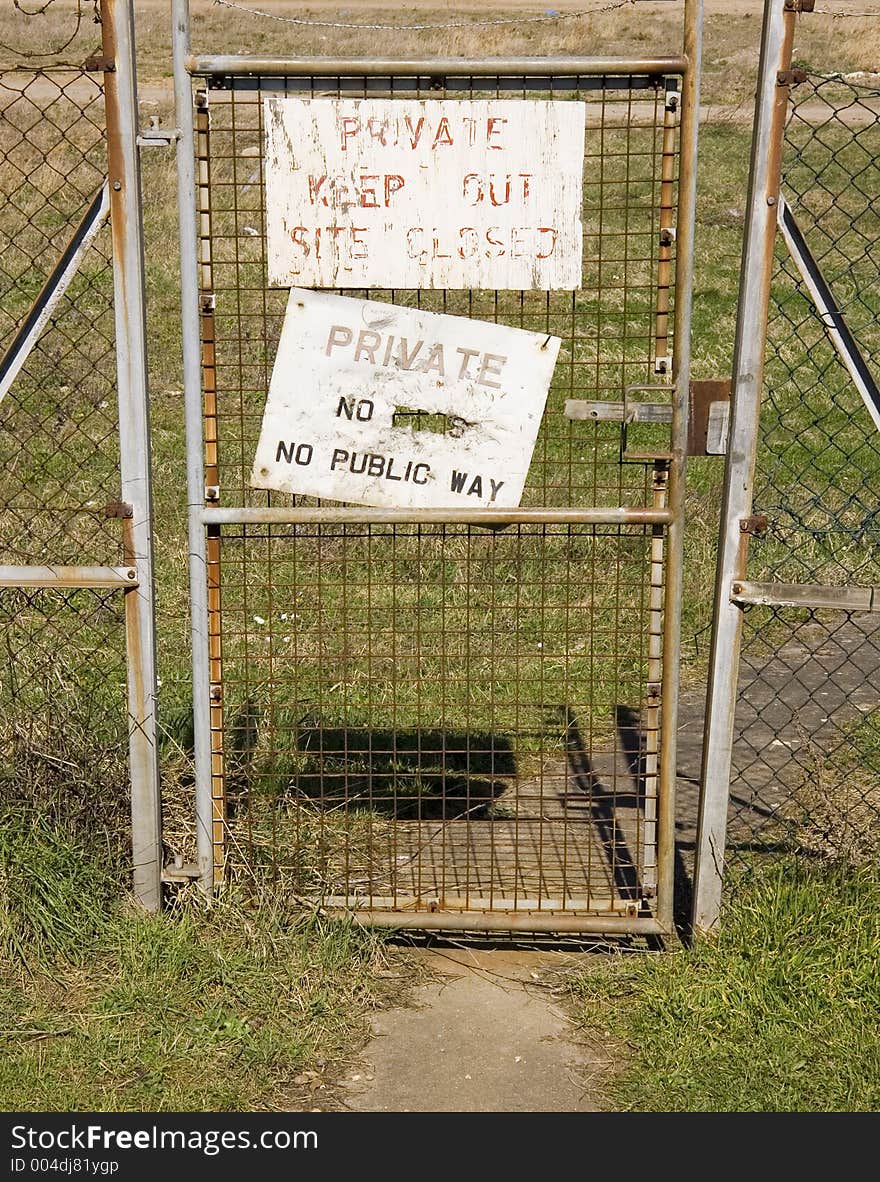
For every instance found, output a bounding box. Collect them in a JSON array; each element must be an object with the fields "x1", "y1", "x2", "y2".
[
  {"x1": 349, "y1": 910, "x2": 667, "y2": 935},
  {"x1": 187, "y1": 54, "x2": 689, "y2": 81},
  {"x1": 730, "y1": 579, "x2": 880, "y2": 613},
  {"x1": 0, "y1": 565, "x2": 138, "y2": 589},
  {"x1": 201, "y1": 506, "x2": 674, "y2": 527}
]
